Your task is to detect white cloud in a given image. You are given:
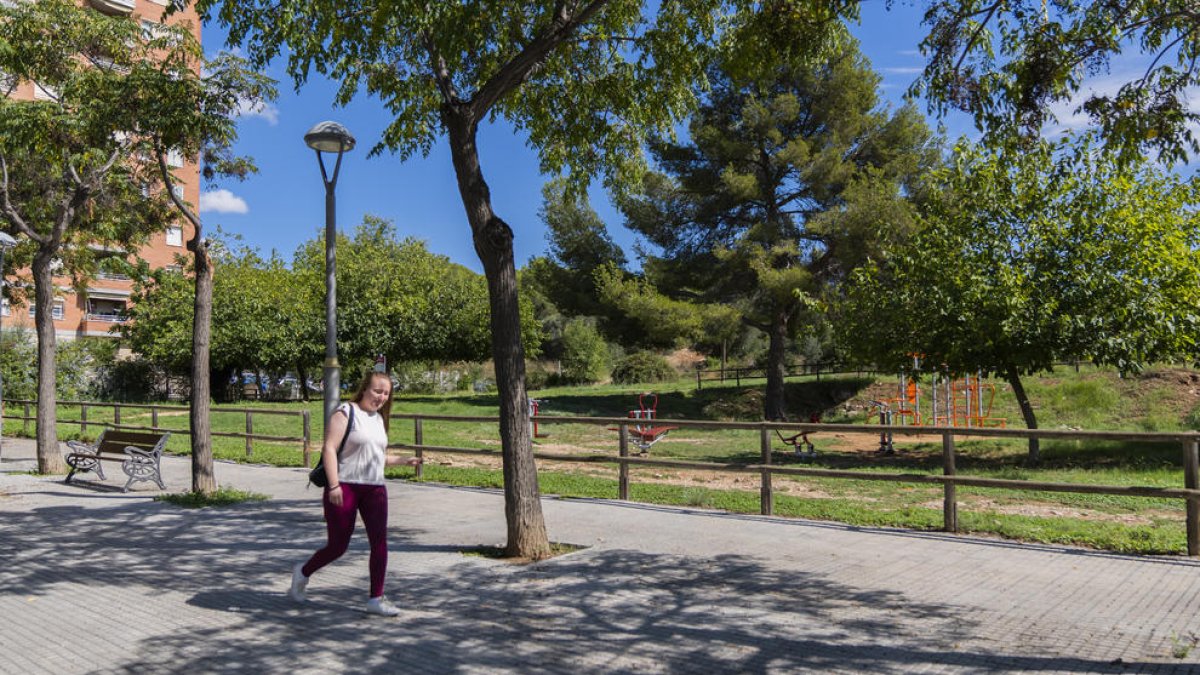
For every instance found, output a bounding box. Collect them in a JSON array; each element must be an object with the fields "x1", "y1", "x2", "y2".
[
  {"x1": 236, "y1": 99, "x2": 280, "y2": 125},
  {"x1": 200, "y1": 189, "x2": 249, "y2": 214},
  {"x1": 882, "y1": 66, "x2": 924, "y2": 75}
]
